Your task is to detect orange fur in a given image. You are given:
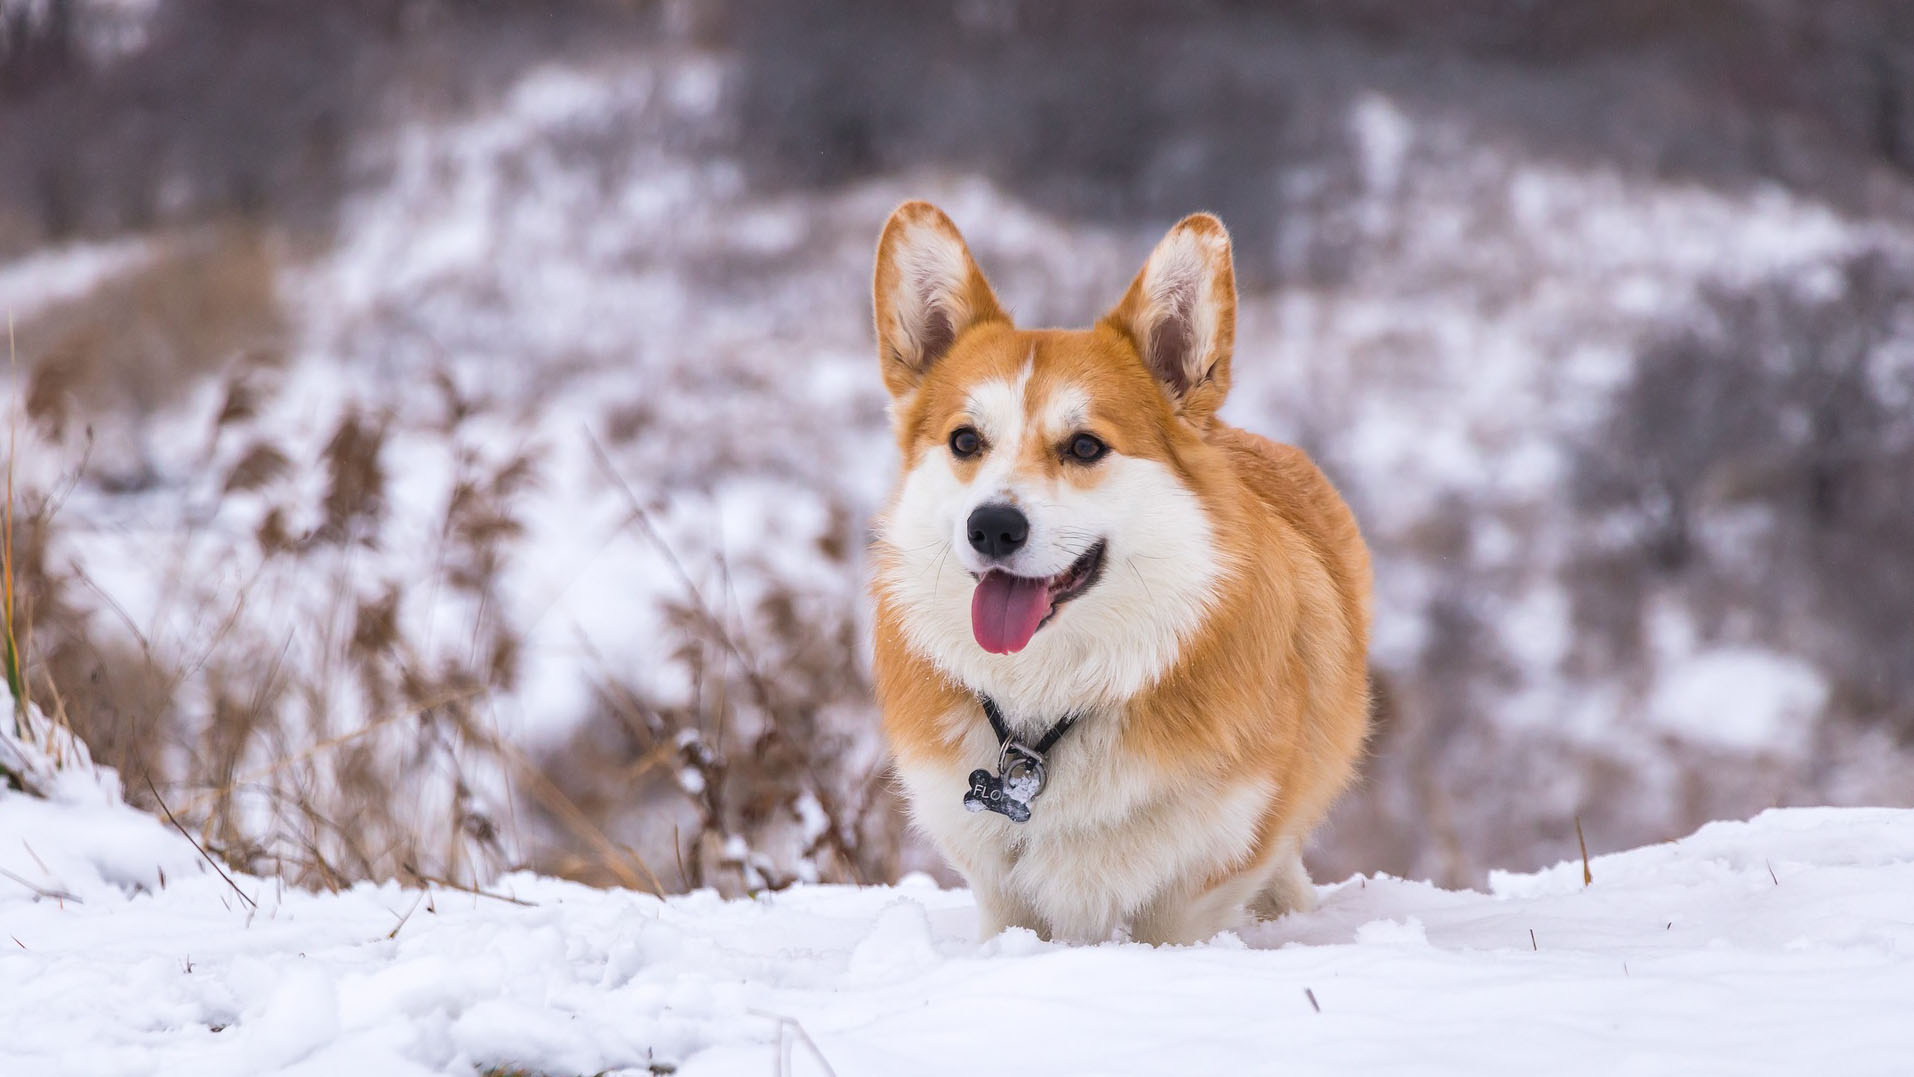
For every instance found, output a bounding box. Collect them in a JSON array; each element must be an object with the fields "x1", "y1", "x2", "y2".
[{"x1": 869, "y1": 201, "x2": 1371, "y2": 943}]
